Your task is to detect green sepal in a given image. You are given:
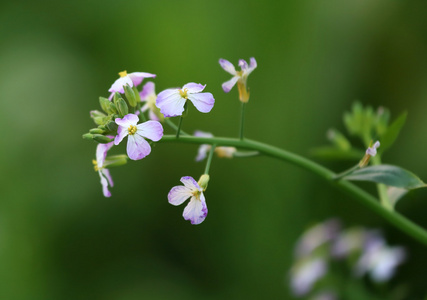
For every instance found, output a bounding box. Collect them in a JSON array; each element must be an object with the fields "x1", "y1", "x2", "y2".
[
  {"x1": 116, "y1": 98, "x2": 129, "y2": 118},
  {"x1": 99, "y1": 97, "x2": 110, "y2": 113},
  {"x1": 113, "y1": 92, "x2": 122, "y2": 106},
  {"x1": 379, "y1": 111, "x2": 407, "y2": 154},
  {"x1": 105, "y1": 121, "x2": 118, "y2": 132},
  {"x1": 89, "y1": 128, "x2": 105, "y2": 134},
  {"x1": 342, "y1": 164, "x2": 426, "y2": 190},
  {"x1": 92, "y1": 134, "x2": 114, "y2": 144},
  {"x1": 124, "y1": 84, "x2": 137, "y2": 107},
  {"x1": 104, "y1": 155, "x2": 128, "y2": 168}
]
